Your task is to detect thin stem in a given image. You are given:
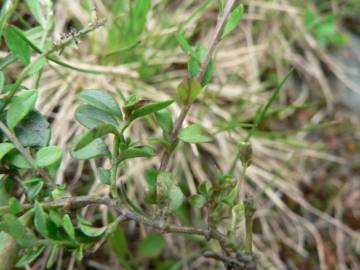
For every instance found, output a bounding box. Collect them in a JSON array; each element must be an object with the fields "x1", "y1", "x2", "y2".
[
  {"x1": 110, "y1": 137, "x2": 120, "y2": 200},
  {"x1": 159, "y1": 0, "x2": 238, "y2": 171}
]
